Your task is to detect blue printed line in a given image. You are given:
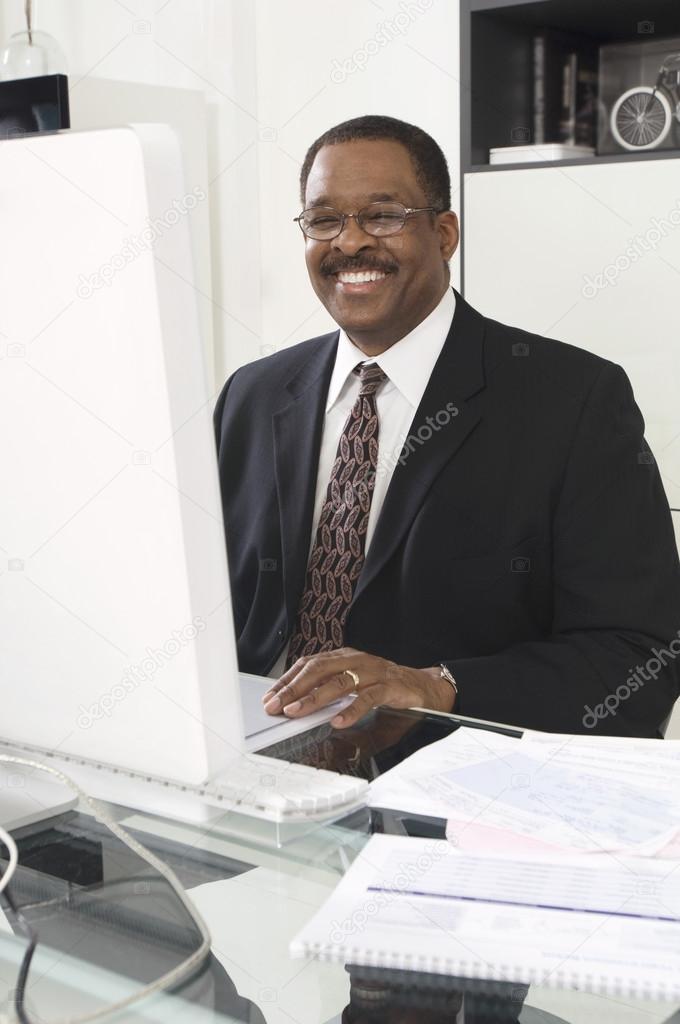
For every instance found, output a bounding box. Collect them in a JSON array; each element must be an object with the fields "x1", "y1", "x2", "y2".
[{"x1": 366, "y1": 885, "x2": 679, "y2": 923}]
